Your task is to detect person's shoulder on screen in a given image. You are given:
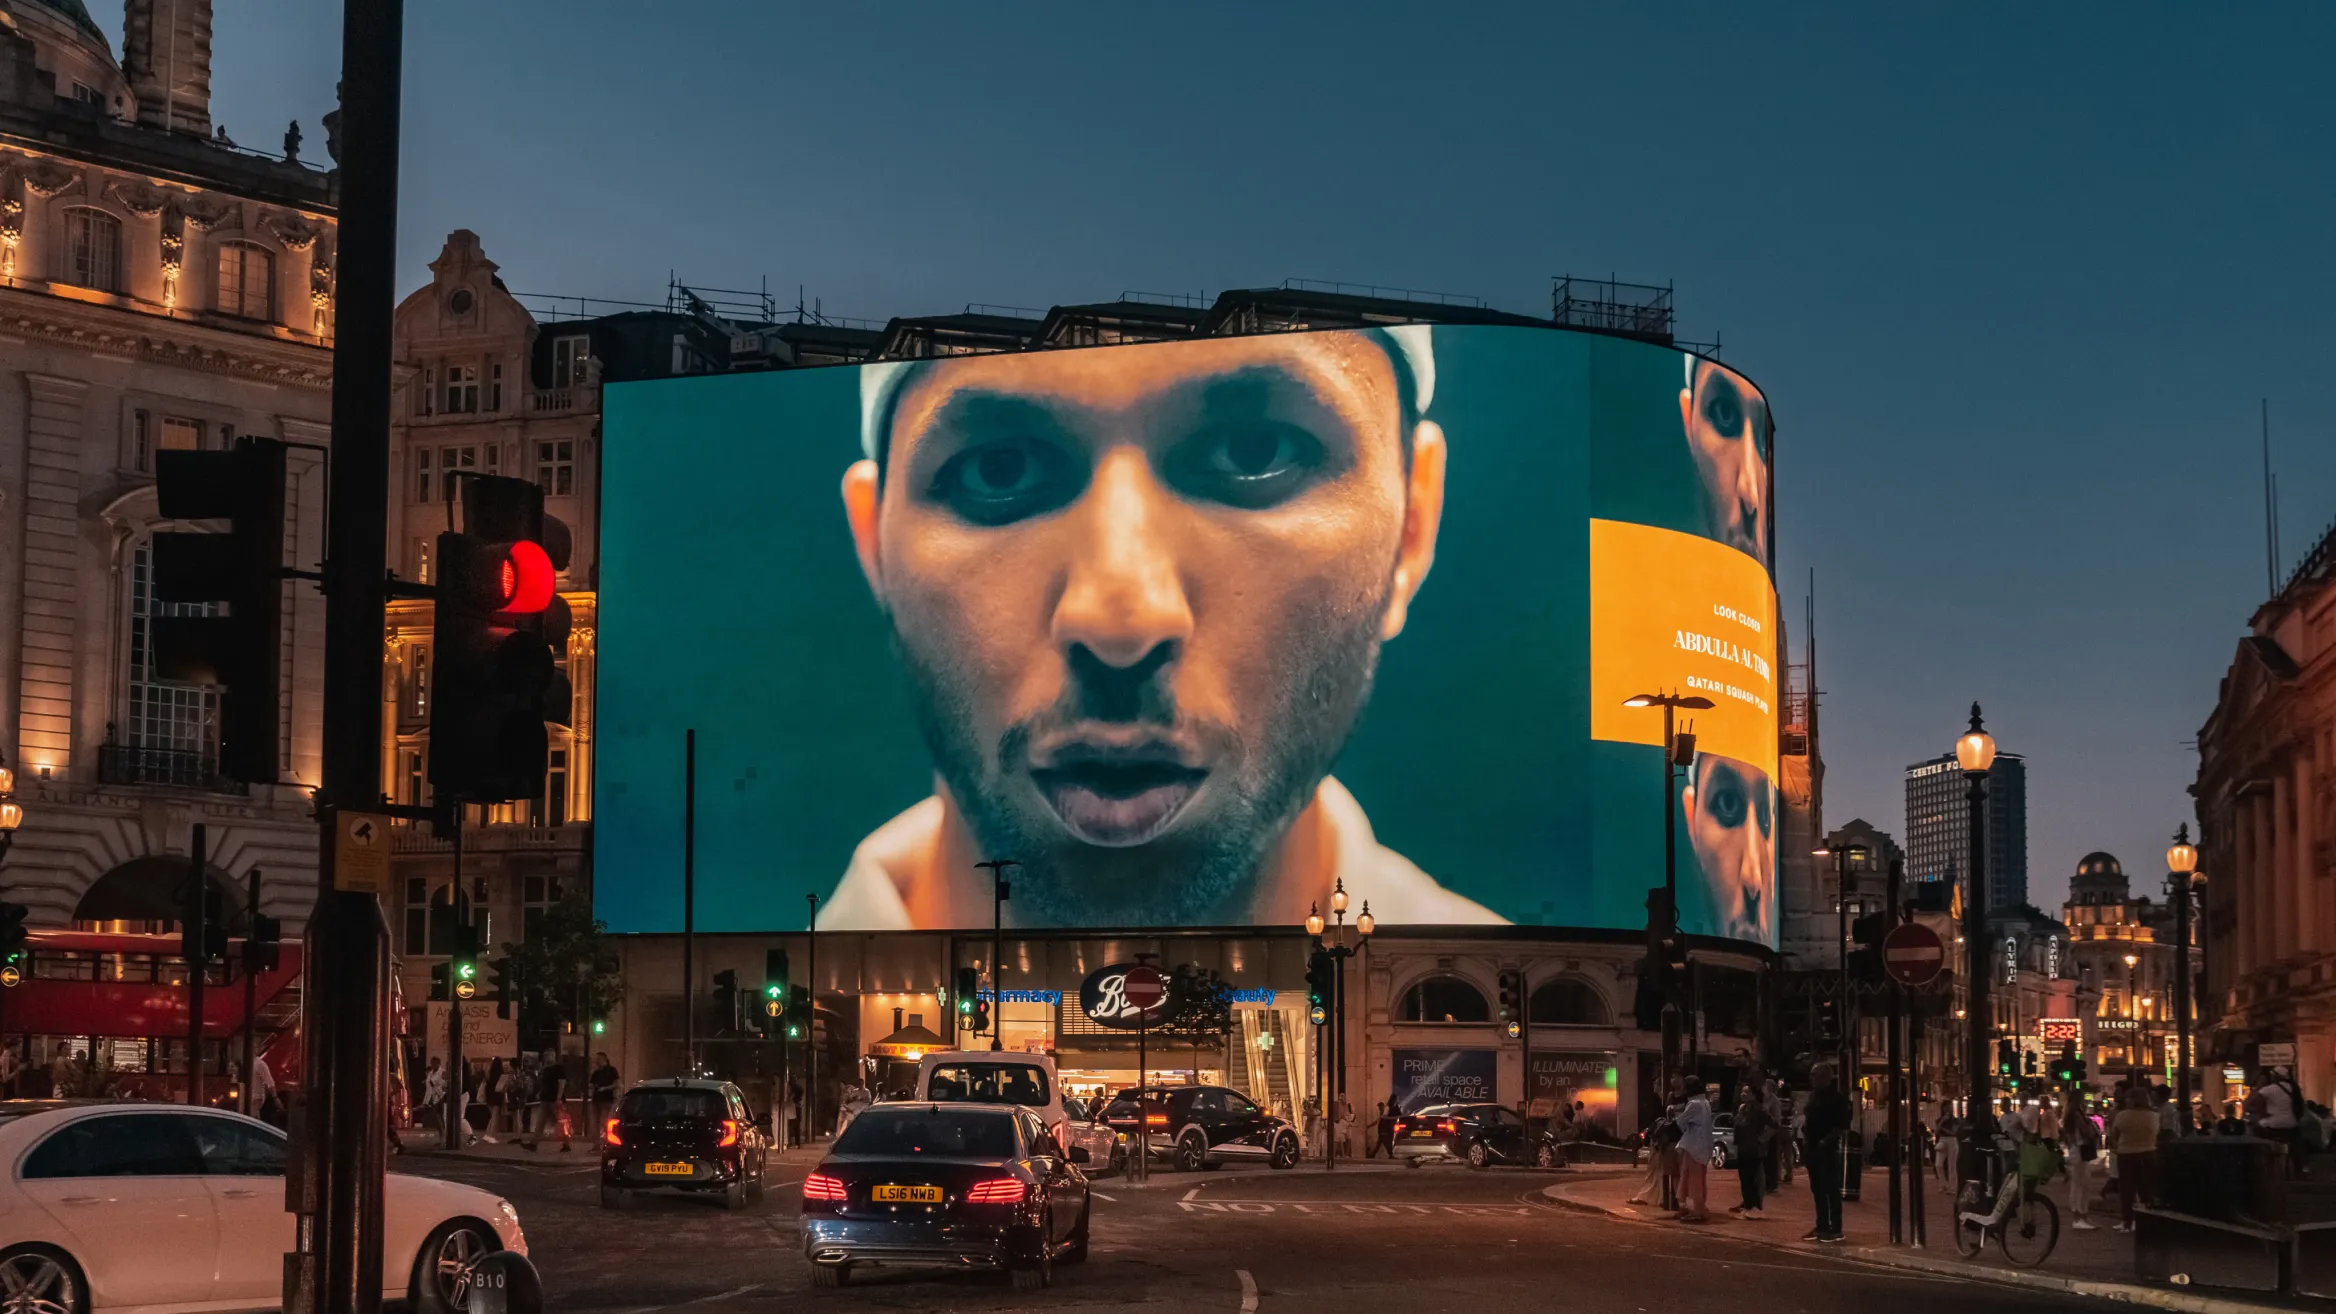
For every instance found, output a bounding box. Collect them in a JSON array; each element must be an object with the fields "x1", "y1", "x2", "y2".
[
  {"x1": 1317, "y1": 777, "x2": 1508, "y2": 927},
  {"x1": 815, "y1": 796, "x2": 938, "y2": 932}
]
